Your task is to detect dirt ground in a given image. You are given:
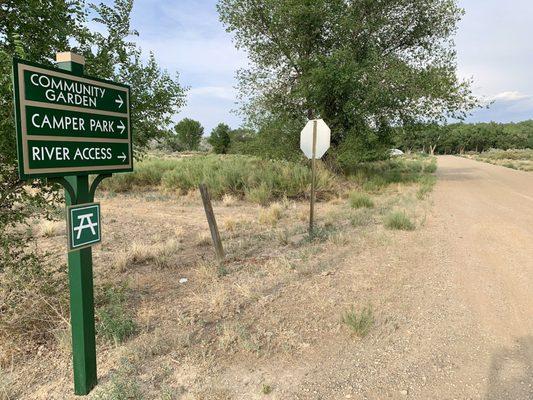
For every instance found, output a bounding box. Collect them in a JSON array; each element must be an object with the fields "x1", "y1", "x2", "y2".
[{"x1": 3, "y1": 156, "x2": 532, "y2": 399}]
